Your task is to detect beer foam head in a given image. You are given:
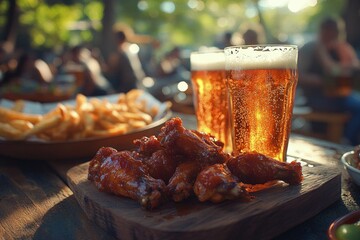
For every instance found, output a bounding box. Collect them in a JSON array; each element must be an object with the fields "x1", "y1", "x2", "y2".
[
  {"x1": 191, "y1": 51, "x2": 225, "y2": 70},
  {"x1": 224, "y1": 45, "x2": 298, "y2": 70}
]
